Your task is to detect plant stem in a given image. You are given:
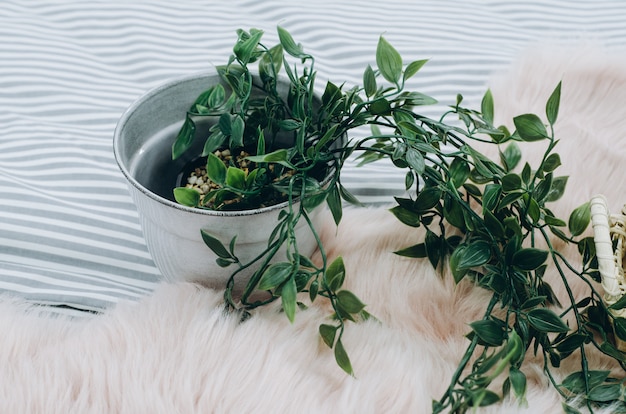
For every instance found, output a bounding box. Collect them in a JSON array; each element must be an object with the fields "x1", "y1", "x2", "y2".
[{"x1": 435, "y1": 293, "x2": 499, "y2": 412}]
